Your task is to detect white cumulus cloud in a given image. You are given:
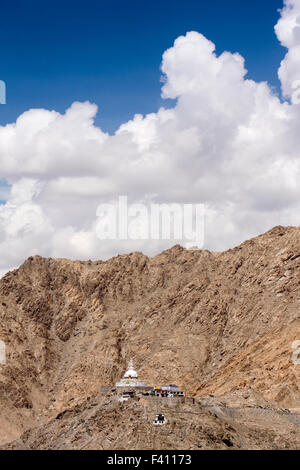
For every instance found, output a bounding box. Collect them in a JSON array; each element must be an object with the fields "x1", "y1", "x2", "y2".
[{"x1": 0, "y1": 0, "x2": 300, "y2": 276}]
